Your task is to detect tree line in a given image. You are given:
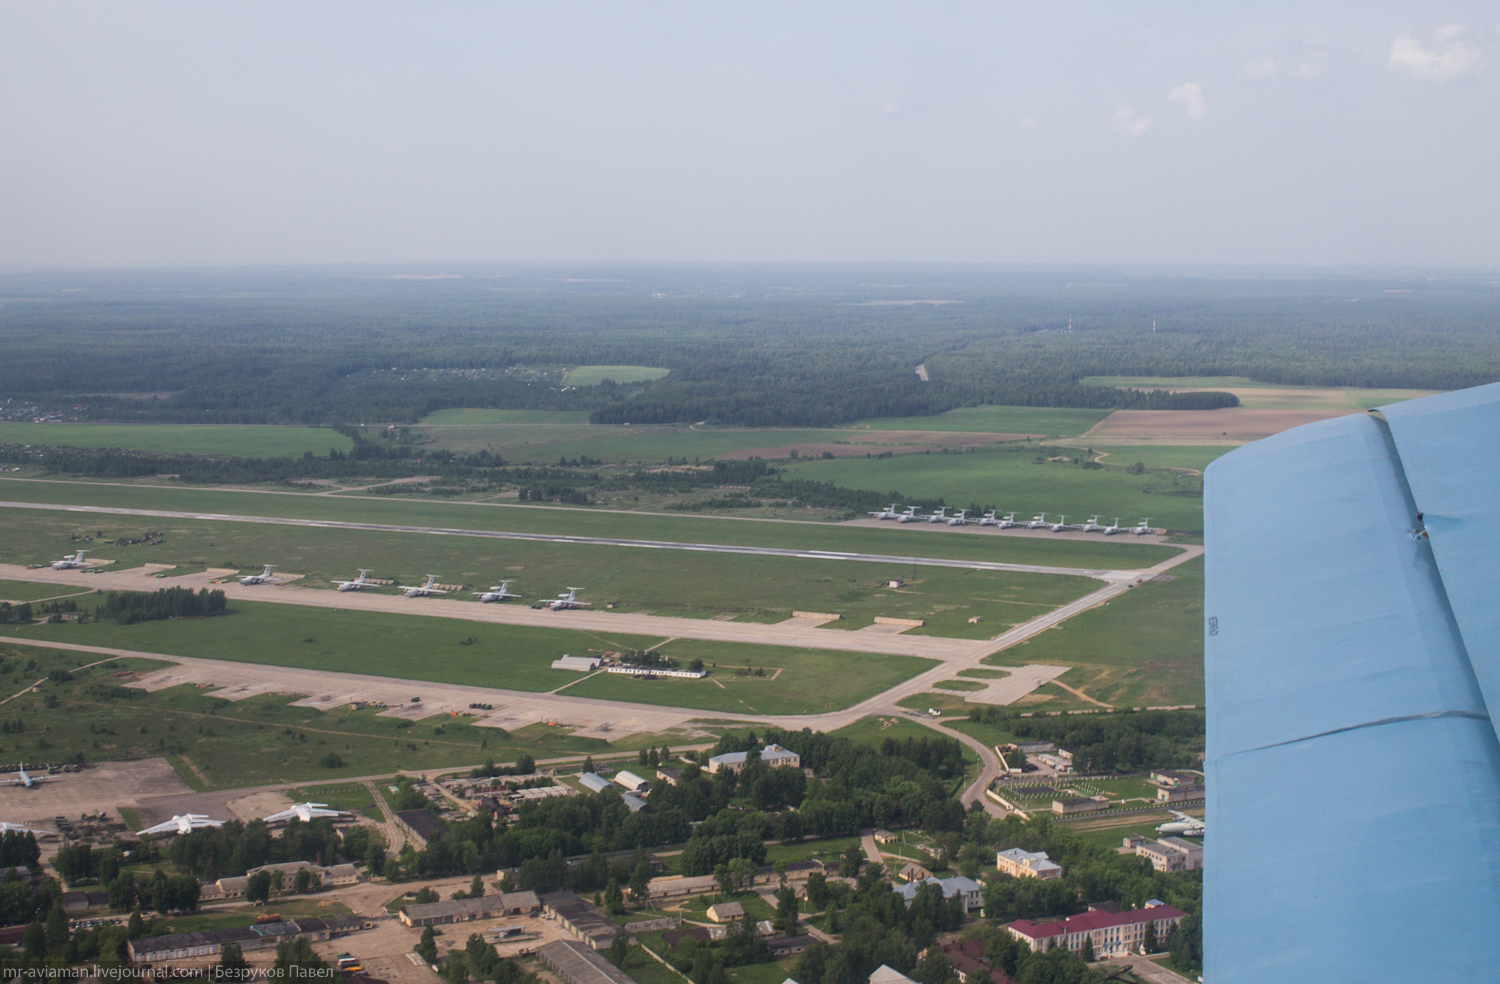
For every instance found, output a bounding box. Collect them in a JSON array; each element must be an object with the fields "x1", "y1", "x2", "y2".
[{"x1": 94, "y1": 587, "x2": 228, "y2": 625}]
